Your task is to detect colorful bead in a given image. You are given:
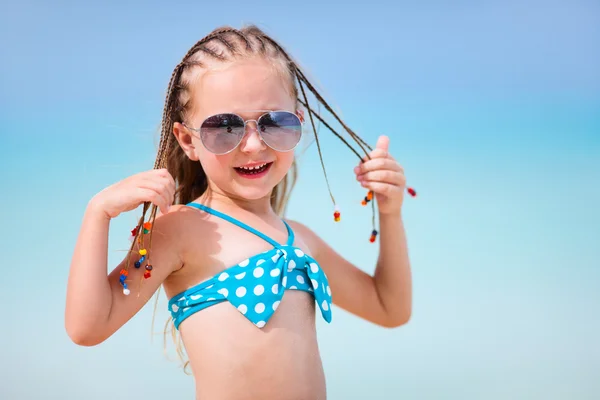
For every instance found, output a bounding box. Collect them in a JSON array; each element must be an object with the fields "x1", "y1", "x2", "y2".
[
  {"x1": 130, "y1": 227, "x2": 138, "y2": 236},
  {"x1": 139, "y1": 249, "x2": 147, "y2": 256},
  {"x1": 333, "y1": 205, "x2": 341, "y2": 222},
  {"x1": 138, "y1": 255, "x2": 146, "y2": 263},
  {"x1": 407, "y1": 187, "x2": 417, "y2": 197},
  {"x1": 143, "y1": 222, "x2": 152, "y2": 230},
  {"x1": 120, "y1": 269, "x2": 128, "y2": 276},
  {"x1": 123, "y1": 288, "x2": 130, "y2": 295},
  {"x1": 362, "y1": 190, "x2": 374, "y2": 206},
  {"x1": 134, "y1": 261, "x2": 141, "y2": 268},
  {"x1": 145, "y1": 264, "x2": 153, "y2": 271},
  {"x1": 369, "y1": 229, "x2": 378, "y2": 243},
  {"x1": 143, "y1": 228, "x2": 149, "y2": 234},
  {"x1": 144, "y1": 271, "x2": 151, "y2": 279}
]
